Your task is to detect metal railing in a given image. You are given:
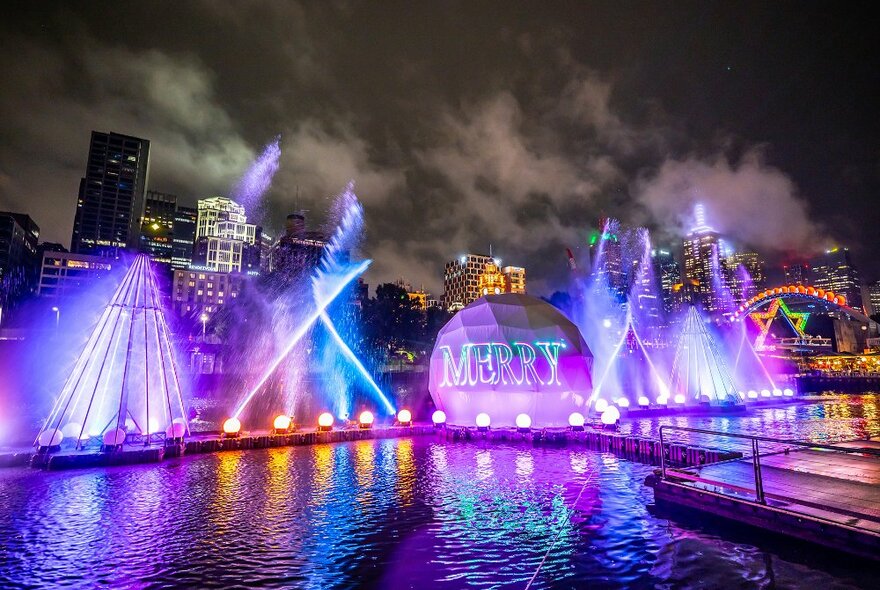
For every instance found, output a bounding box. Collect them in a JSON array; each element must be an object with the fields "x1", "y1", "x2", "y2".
[{"x1": 658, "y1": 425, "x2": 880, "y2": 506}]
